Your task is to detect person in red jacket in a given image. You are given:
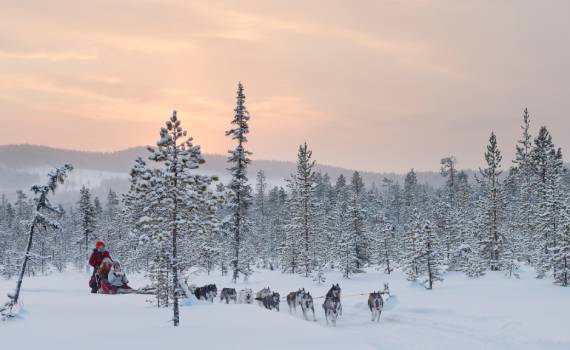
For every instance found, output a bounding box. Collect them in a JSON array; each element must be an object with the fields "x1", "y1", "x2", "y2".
[{"x1": 88, "y1": 240, "x2": 112, "y2": 293}]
